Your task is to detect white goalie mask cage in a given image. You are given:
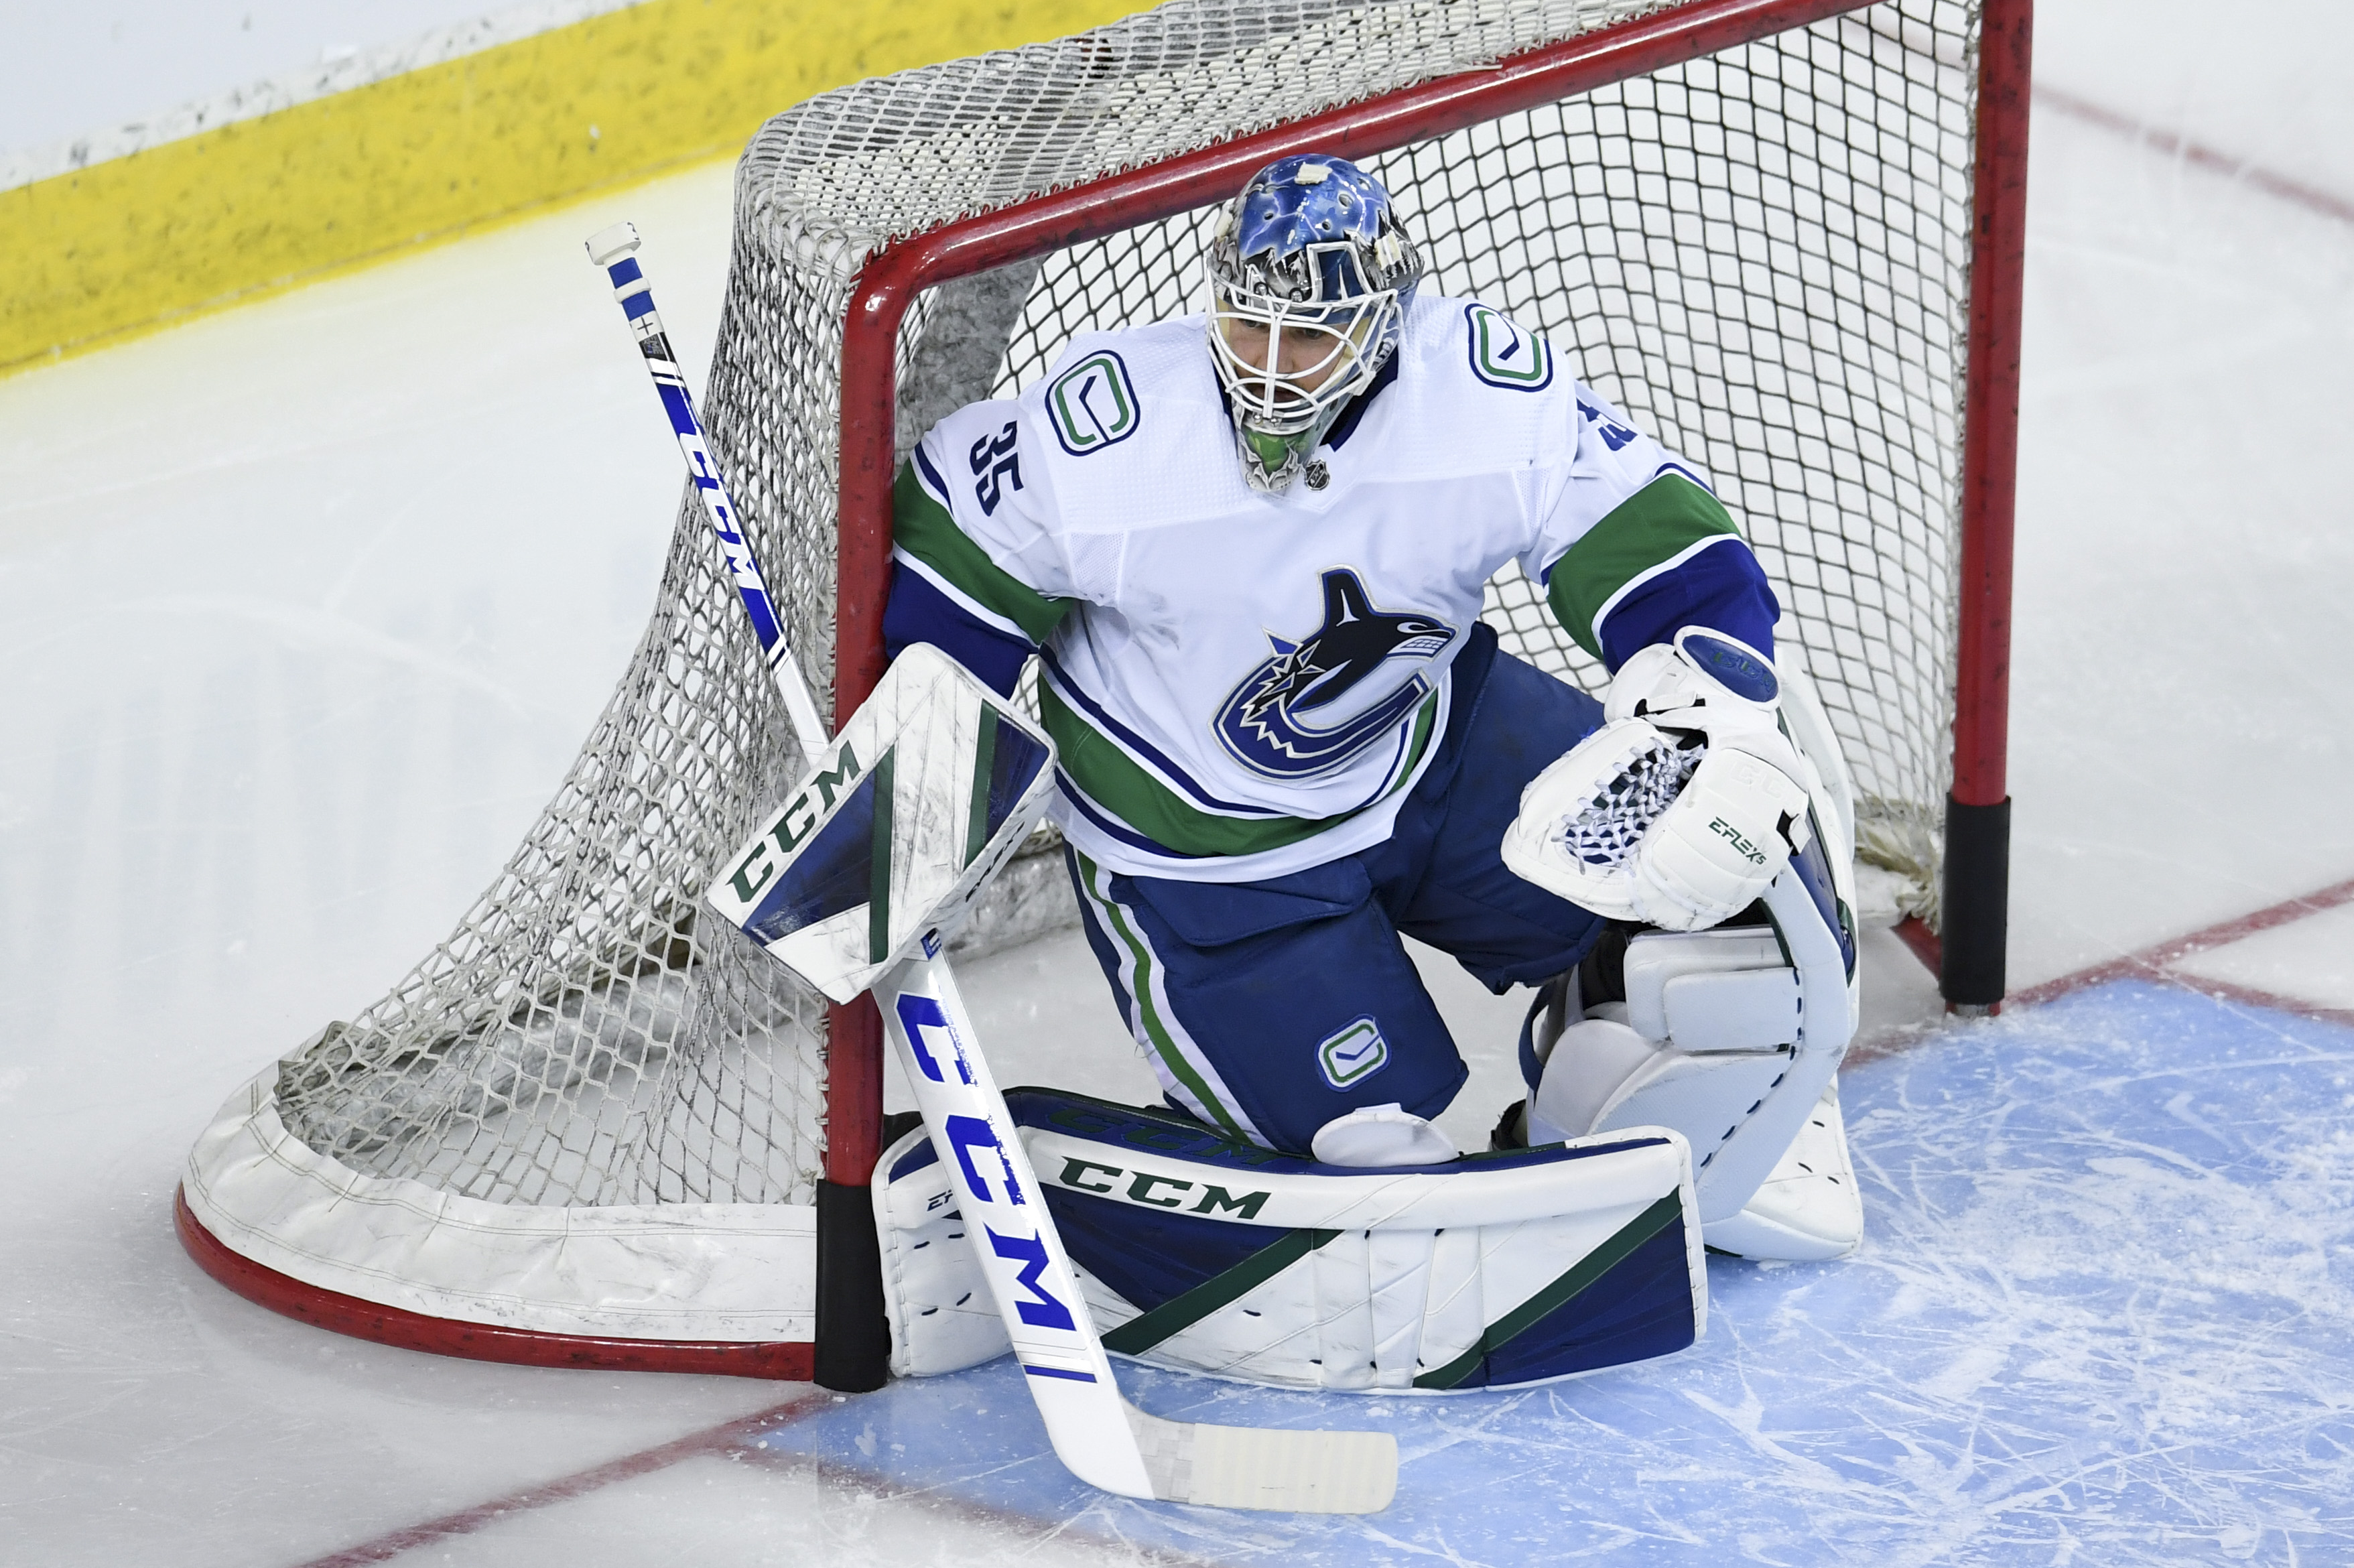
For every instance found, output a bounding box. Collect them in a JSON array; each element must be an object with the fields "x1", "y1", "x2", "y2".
[
  {"x1": 1204, "y1": 154, "x2": 1424, "y2": 490},
  {"x1": 177, "y1": 0, "x2": 2028, "y2": 1394},
  {"x1": 1207, "y1": 257, "x2": 1401, "y2": 423}
]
